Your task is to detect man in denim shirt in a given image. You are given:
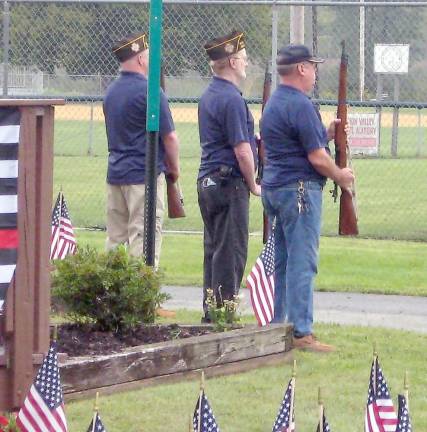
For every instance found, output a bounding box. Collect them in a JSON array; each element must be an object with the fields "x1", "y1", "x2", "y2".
[
  {"x1": 261, "y1": 45, "x2": 354, "y2": 351},
  {"x1": 197, "y1": 30, "x2": 261, "y2": 322}
]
